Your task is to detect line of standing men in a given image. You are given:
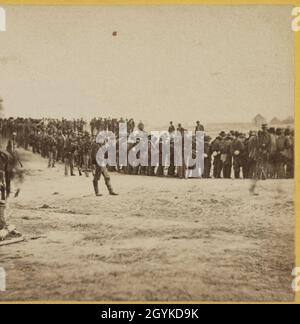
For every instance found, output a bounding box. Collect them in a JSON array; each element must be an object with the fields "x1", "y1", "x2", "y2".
[
  {"x1": 0, "y1": 118, "x2": 294, "y2": 187},
  {"x1": 205, "y1": 124, "x2": 294, "y2": 180}
]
